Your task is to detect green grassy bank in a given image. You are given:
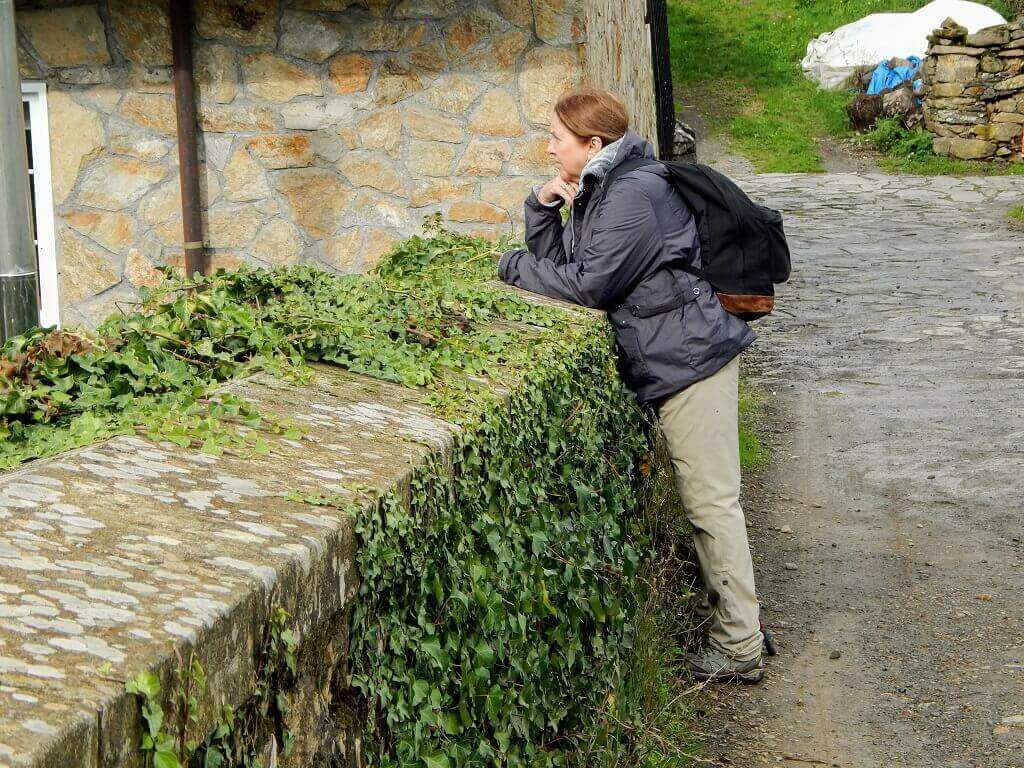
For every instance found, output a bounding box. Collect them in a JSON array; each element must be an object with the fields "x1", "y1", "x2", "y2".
[{"x1": 668, "y1": 0, "x2": 1021, "y2": 174}]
